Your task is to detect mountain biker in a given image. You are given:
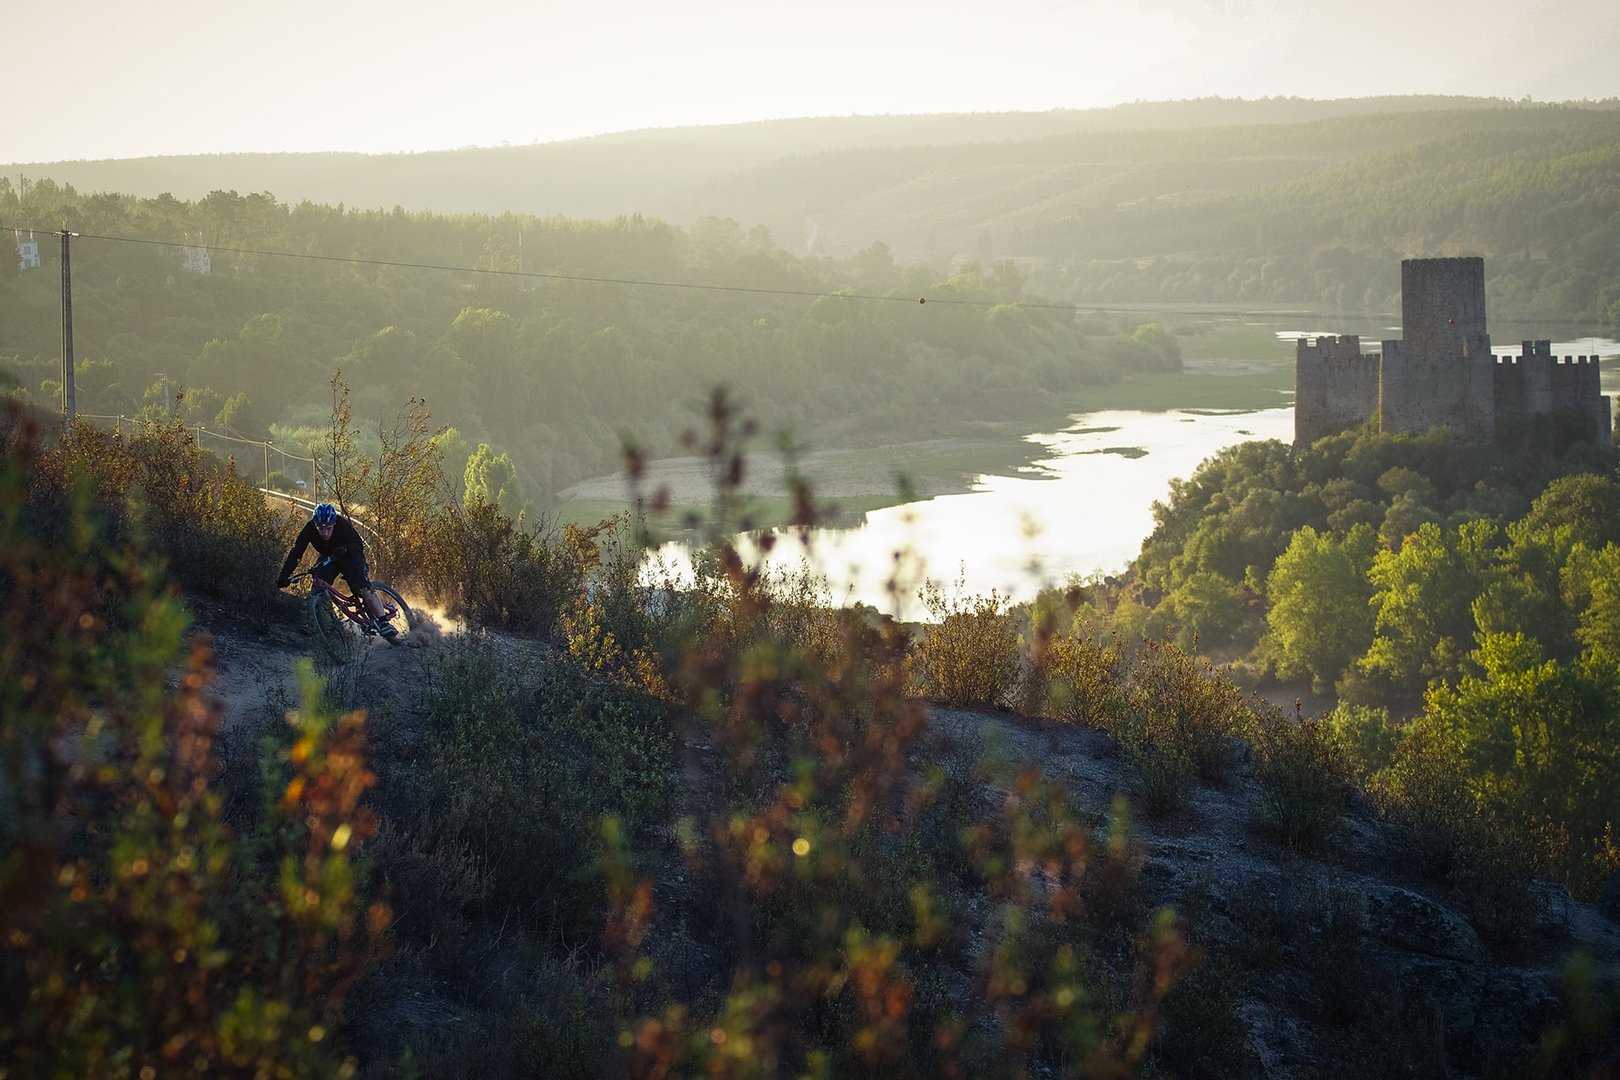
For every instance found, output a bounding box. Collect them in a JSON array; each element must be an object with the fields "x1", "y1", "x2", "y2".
[{"x1": 276, "y1": 503, "x2": 397, "y2": 640}]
